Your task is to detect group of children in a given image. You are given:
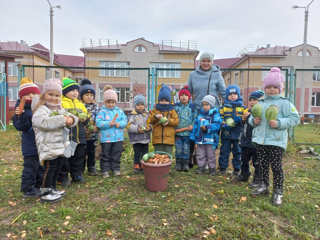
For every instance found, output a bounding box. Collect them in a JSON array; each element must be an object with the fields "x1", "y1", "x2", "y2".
[{"x1": 13, "y1": 67, "x2": 299, "y2": 206}]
